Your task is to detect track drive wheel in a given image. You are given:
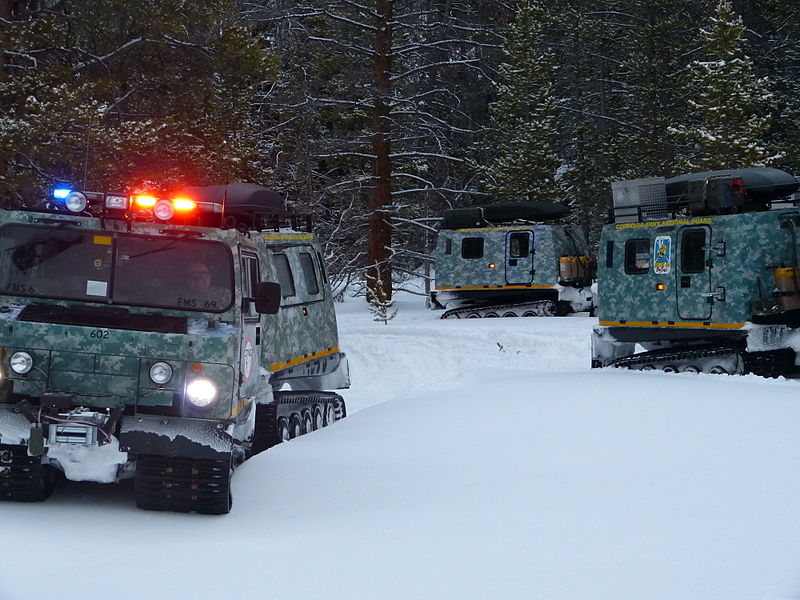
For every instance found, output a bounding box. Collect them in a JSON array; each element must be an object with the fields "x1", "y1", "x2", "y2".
[
  {"x1": 302, "y1": 411, "x2": 313, "y2": 435},
  {"x1": 323, "y1": 403, "x2": 336, "y2": 426},
  {"x1": 312, "y1": 405, "x2": 324, "y2": 431},
  {"x1": 277, "y1": 417, "x2": 291, "y2": 442},
  {"x1": 289, "y1": 414, "x2": 303, "y2": 439}
]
